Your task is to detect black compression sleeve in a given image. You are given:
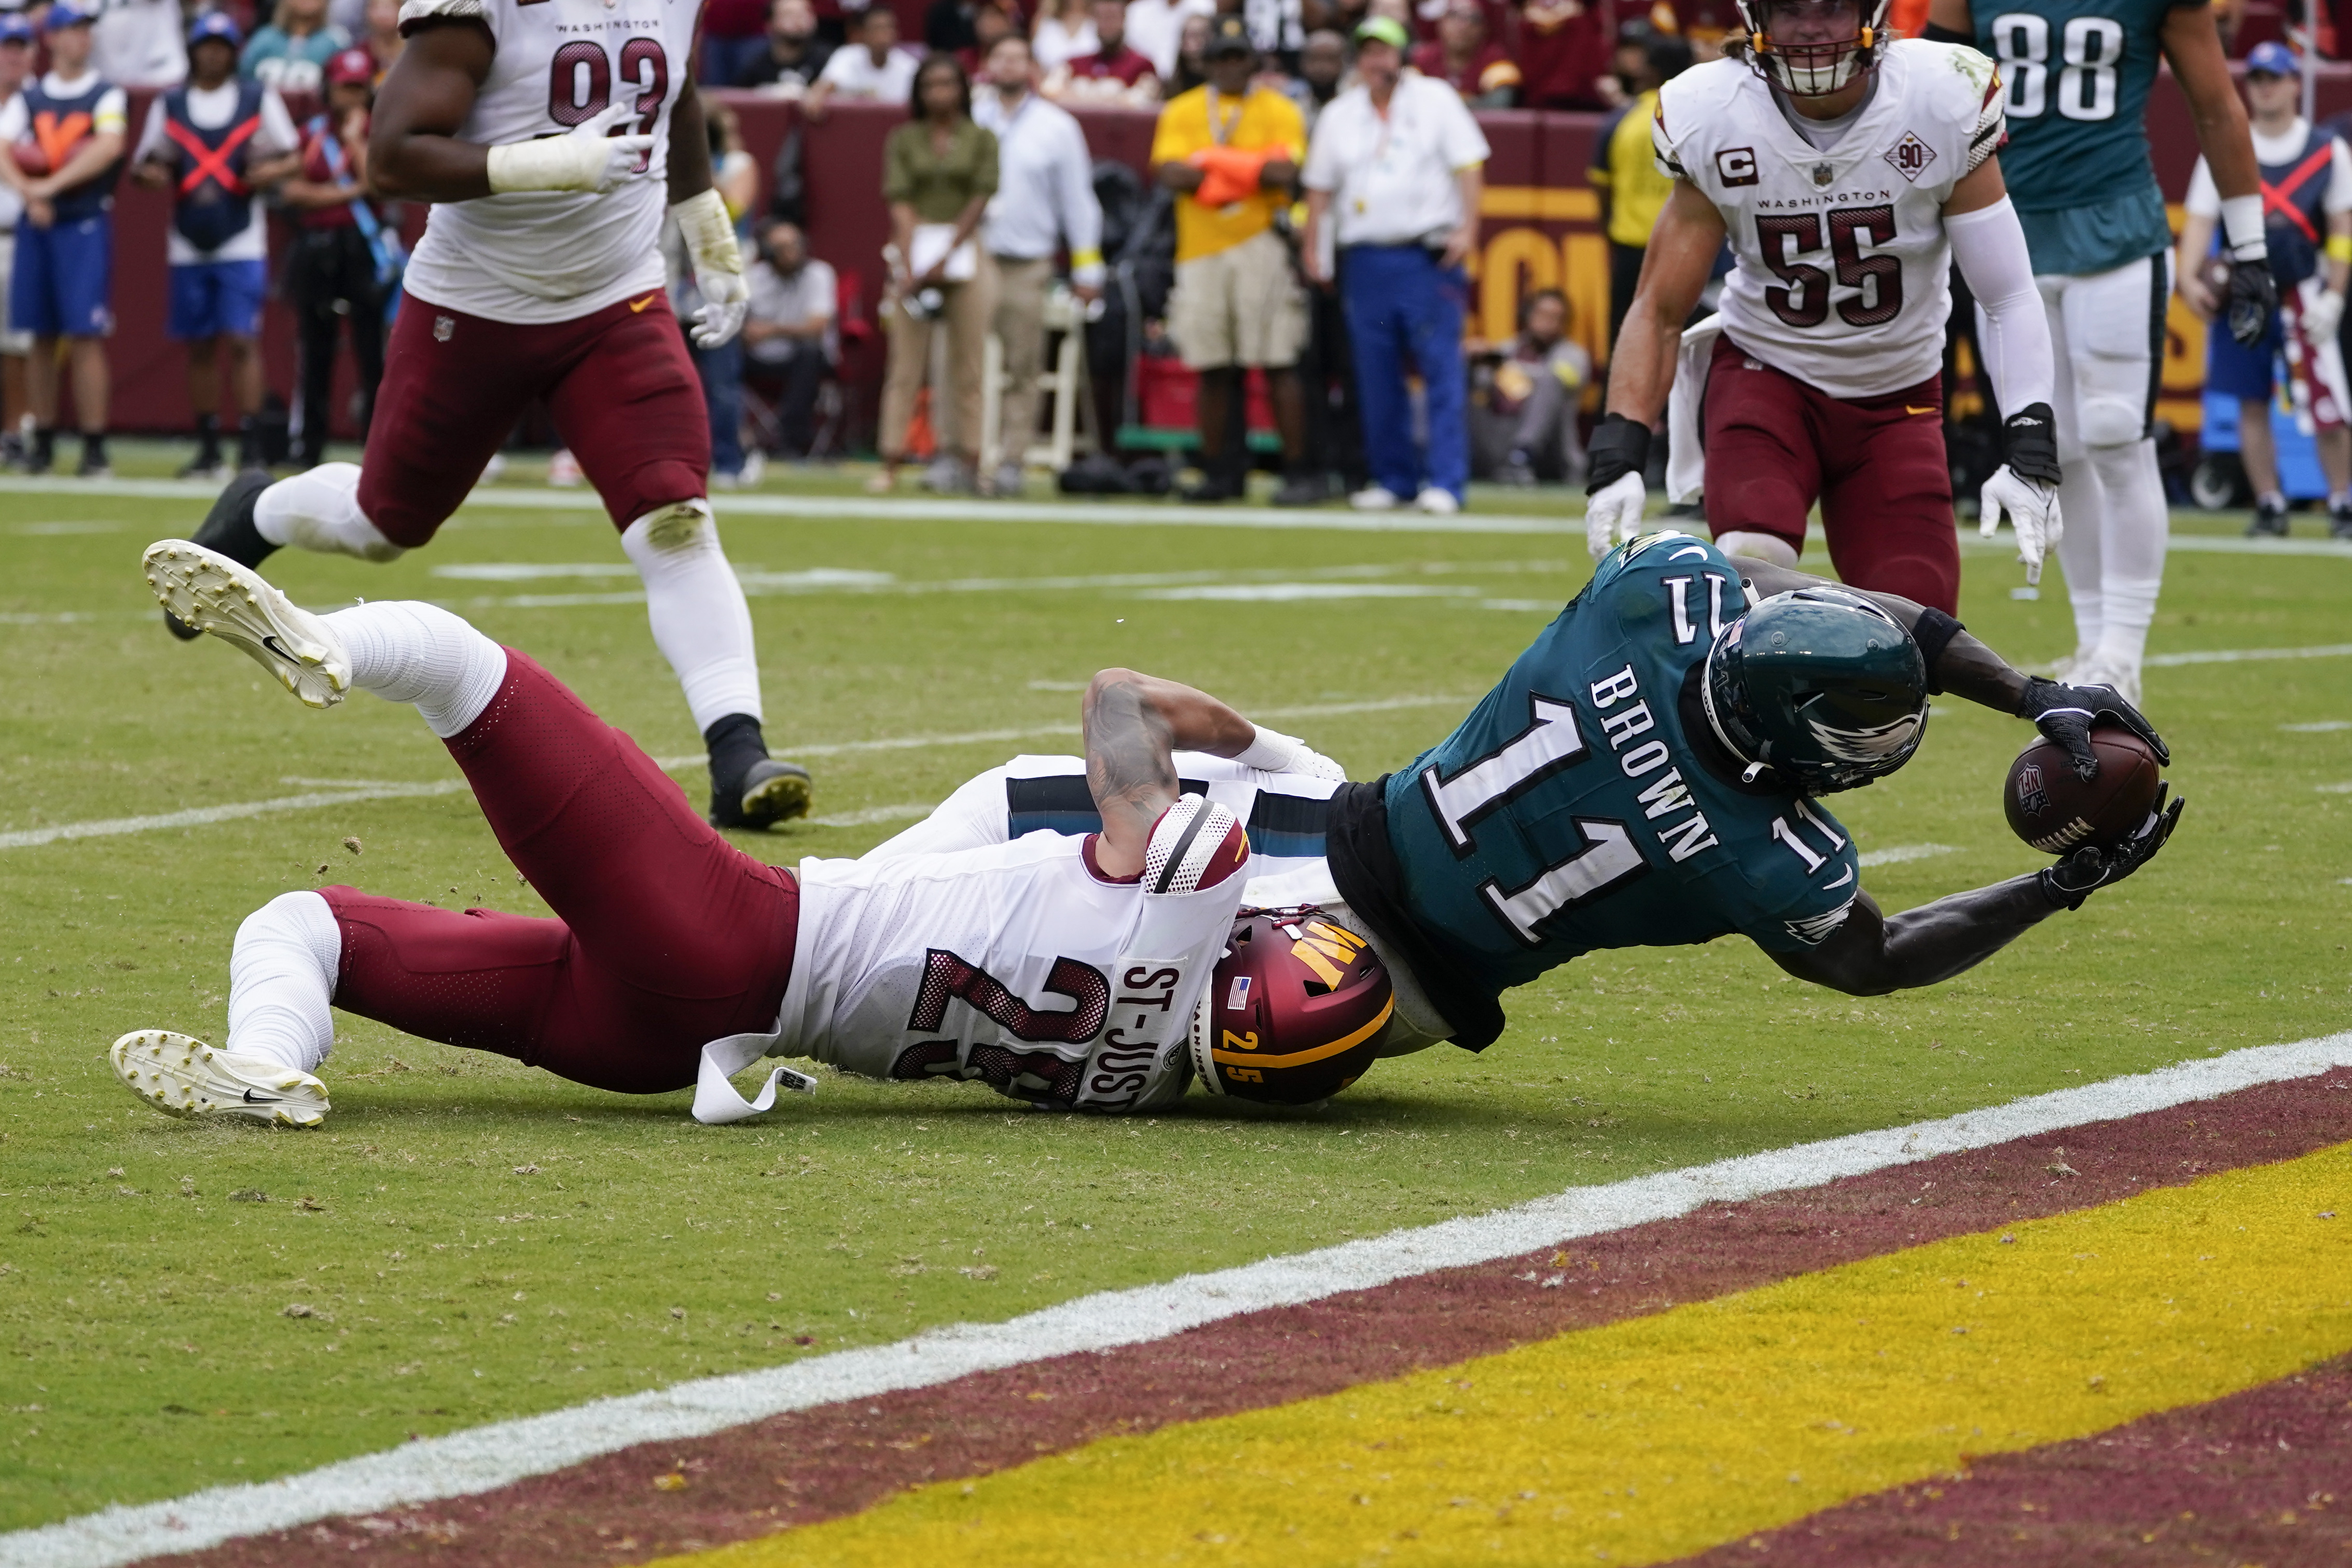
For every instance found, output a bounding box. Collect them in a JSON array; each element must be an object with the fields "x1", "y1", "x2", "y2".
[
  {"x1": 1922, "y1": 20, "x2": 1972, "y2": 42},
  {"x1": 1913, "y1": 607, "x2": 1965, "y2": 692}
]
